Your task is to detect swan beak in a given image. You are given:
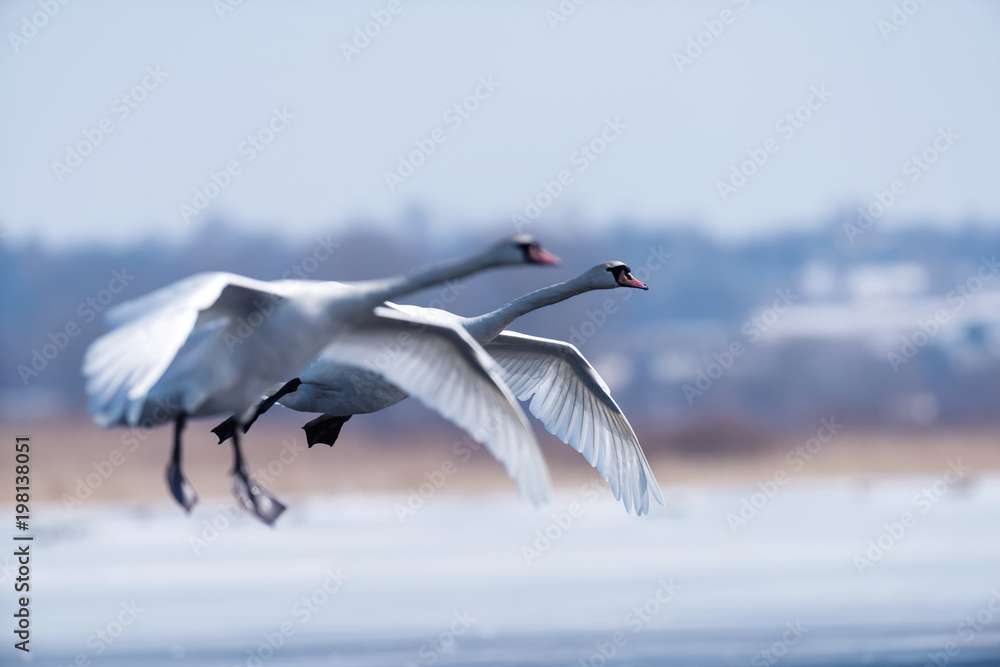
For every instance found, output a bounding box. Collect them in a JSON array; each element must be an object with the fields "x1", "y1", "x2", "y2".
[
  {"x1": 619, "y1": 274, "x2": 649, "y2": 290},
  {"x1": 528, "y1": 246, "x2": 561, "y2": 265}
]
